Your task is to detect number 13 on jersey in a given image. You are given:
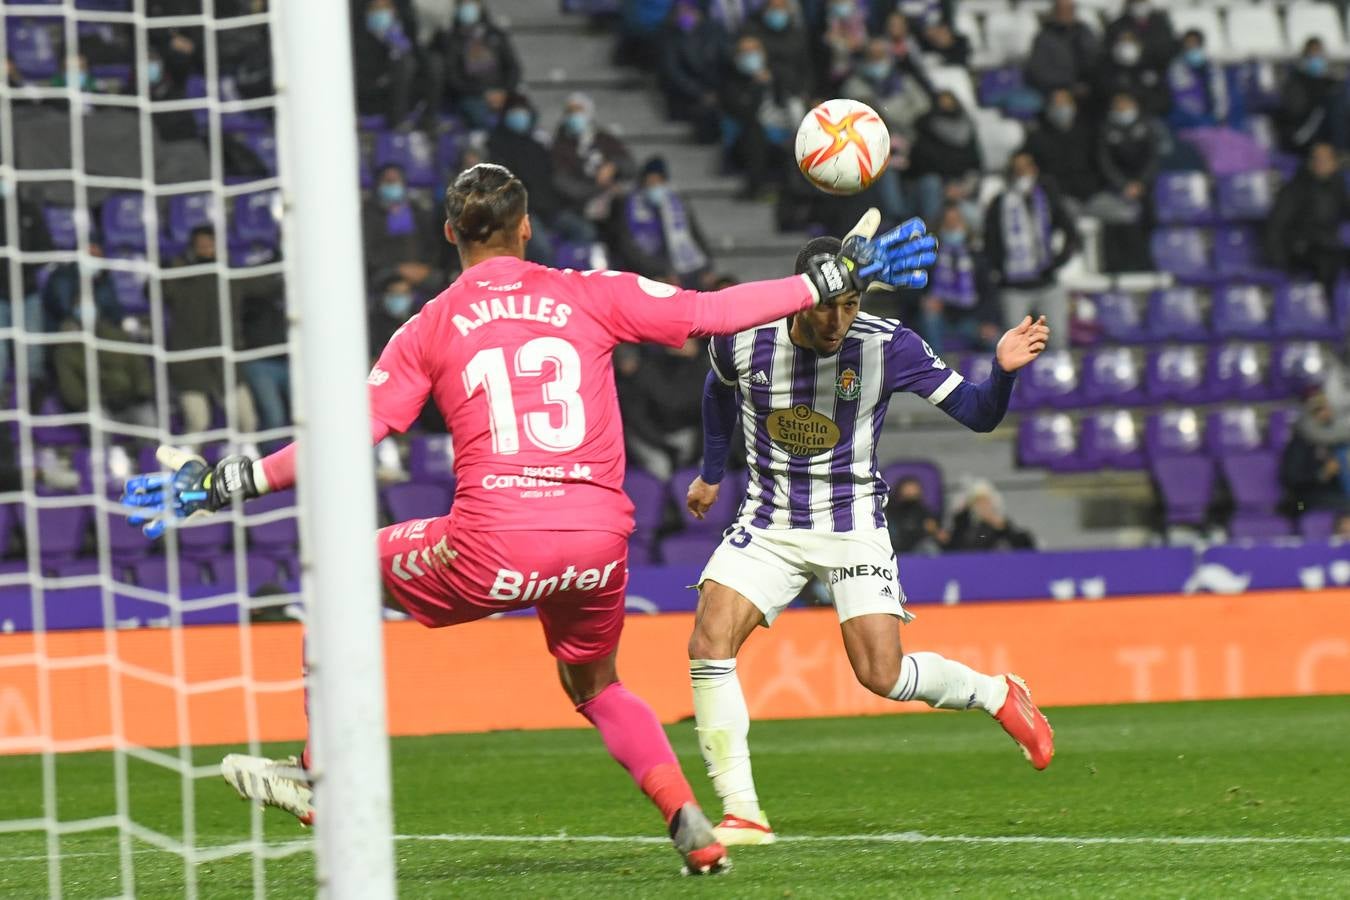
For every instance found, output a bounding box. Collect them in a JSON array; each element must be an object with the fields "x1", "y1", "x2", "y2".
[{"x1": 463, "y1": 337, "x2": 586, "y2": 455}]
